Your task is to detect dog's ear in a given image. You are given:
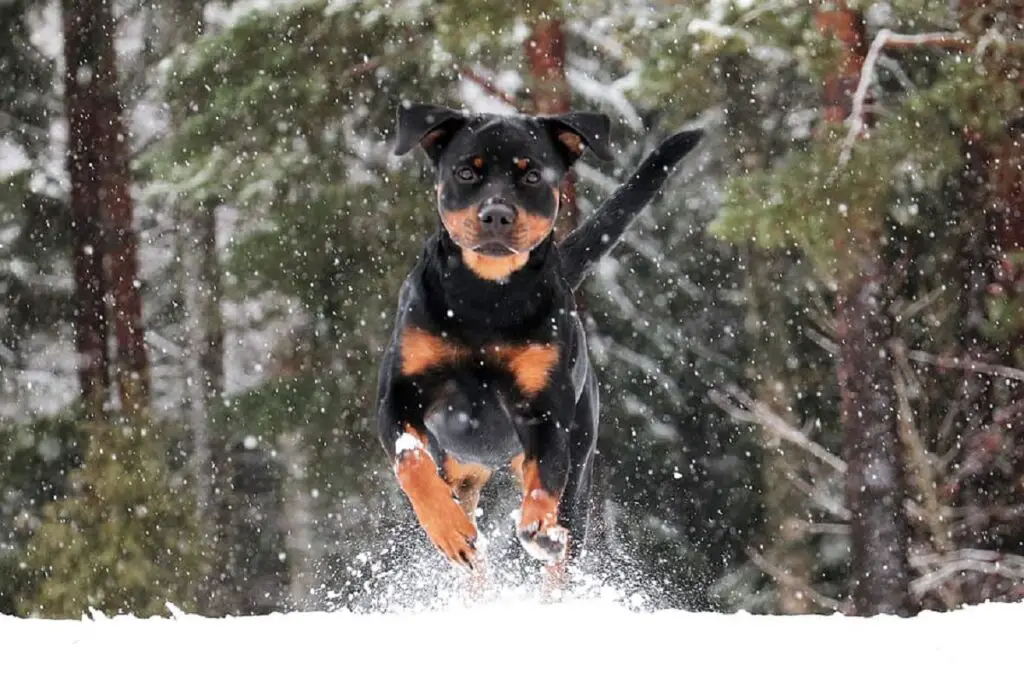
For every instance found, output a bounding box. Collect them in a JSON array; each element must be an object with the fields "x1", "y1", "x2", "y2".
[
  {"x1": 540, "y1": 112, "x2": 614, "y2": 165},
  {"x1": 393, "y1": 102, "x2": 467, "y2": 164}
]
